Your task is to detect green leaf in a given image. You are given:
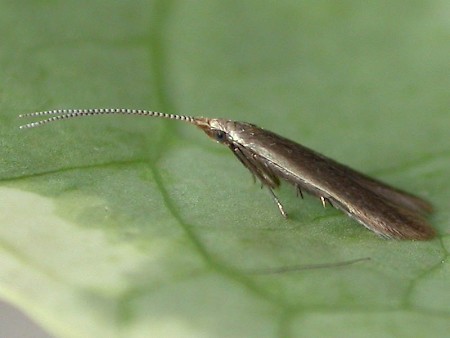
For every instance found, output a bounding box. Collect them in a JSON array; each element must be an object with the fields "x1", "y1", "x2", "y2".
[{"x1": 1, "y1": 1, "x2": 449, "y2": 337}]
